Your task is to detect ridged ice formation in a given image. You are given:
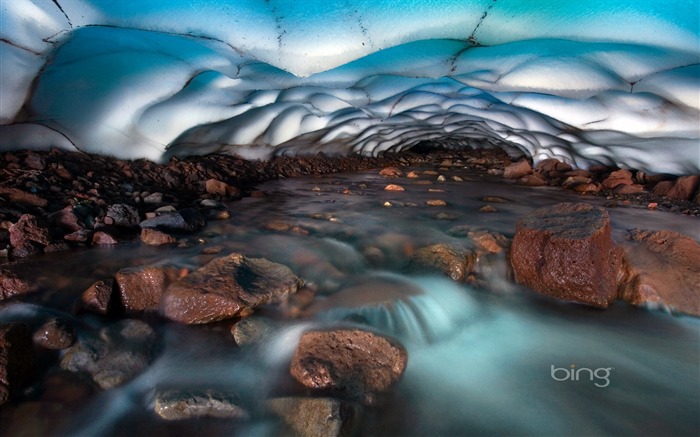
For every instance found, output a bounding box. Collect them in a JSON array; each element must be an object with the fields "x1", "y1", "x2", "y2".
[{"x1": 1, "y1": 1, "x2": 698, "y2": 173}]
